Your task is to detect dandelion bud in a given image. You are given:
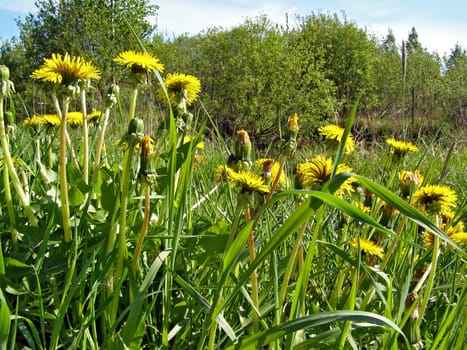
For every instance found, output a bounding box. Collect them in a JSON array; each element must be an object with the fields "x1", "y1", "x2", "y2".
[
  {"x1": 0, "y1": 65, "x2": 10, "y2": 81},
  {"x1": 105, "y1": 84, "x2": 120, "y2": 108},
  {"x1": 287, "y1": 113, "x2": 299, "y2": 140},
  {"x1": 399, "y1": 170, "x2": 423, "y2": 197},
  {"x1": 234, "y1": 129, "x2": 251, "y2": 161},
  {"x1": 260, "y1": 158, "x2": 274, "y2": 186},
  {"x1": 138, "y1": 135, "x2": 156, "y2": 183},
  {"x1": 126, "y1": 117, "x2": 144, "y2": 146}
]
